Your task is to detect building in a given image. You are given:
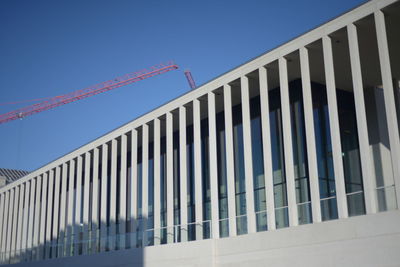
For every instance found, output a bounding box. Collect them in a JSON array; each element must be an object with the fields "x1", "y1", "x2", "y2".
[
  {"x1": 0, "y1": 169, "x2": 30, "y2": 189},
  {"x1": 1, "y1": 0, "x2": 400, "y2": 266}
]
